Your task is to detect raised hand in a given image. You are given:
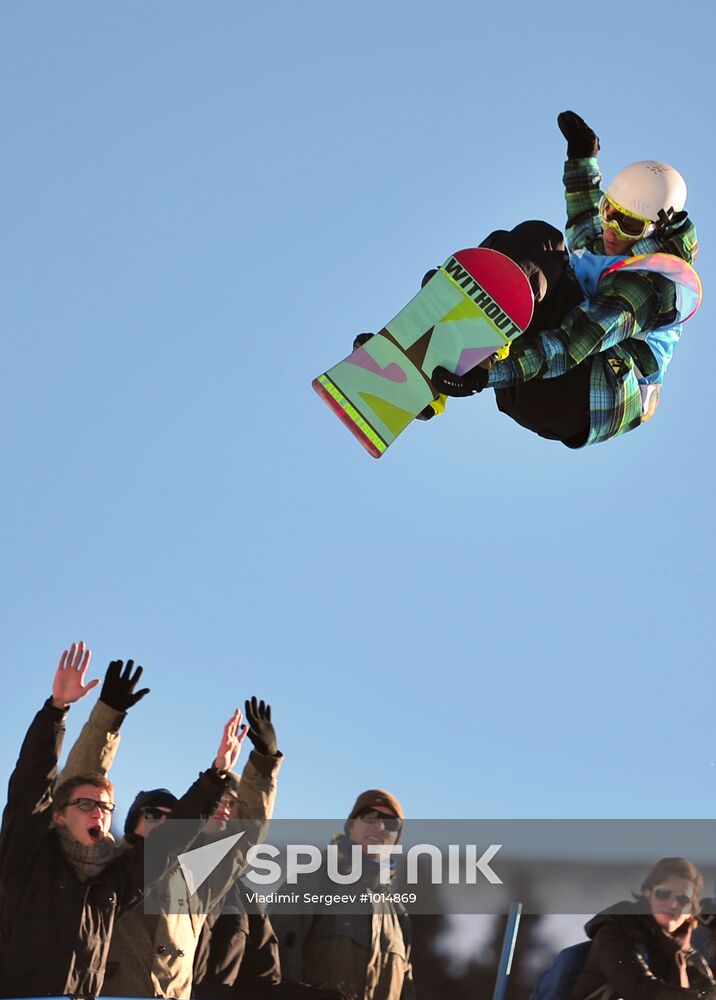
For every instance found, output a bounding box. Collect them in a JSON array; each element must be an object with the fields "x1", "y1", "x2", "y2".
[
  {"x1": 557, "y1": 110, "x2": 600, "y2": 159},
  {"x1": 99, "y1": 659, "x2": 150, "y2": 712},
  {"x1": 244, "y1": 696, "x2": 278, "y2": 756},
  {"x1": 52, "y1": 641, "x2": 99, "y2": 707},
  {"x1": 214, "y1": 708, "x2": 248, "y2": 773}
]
